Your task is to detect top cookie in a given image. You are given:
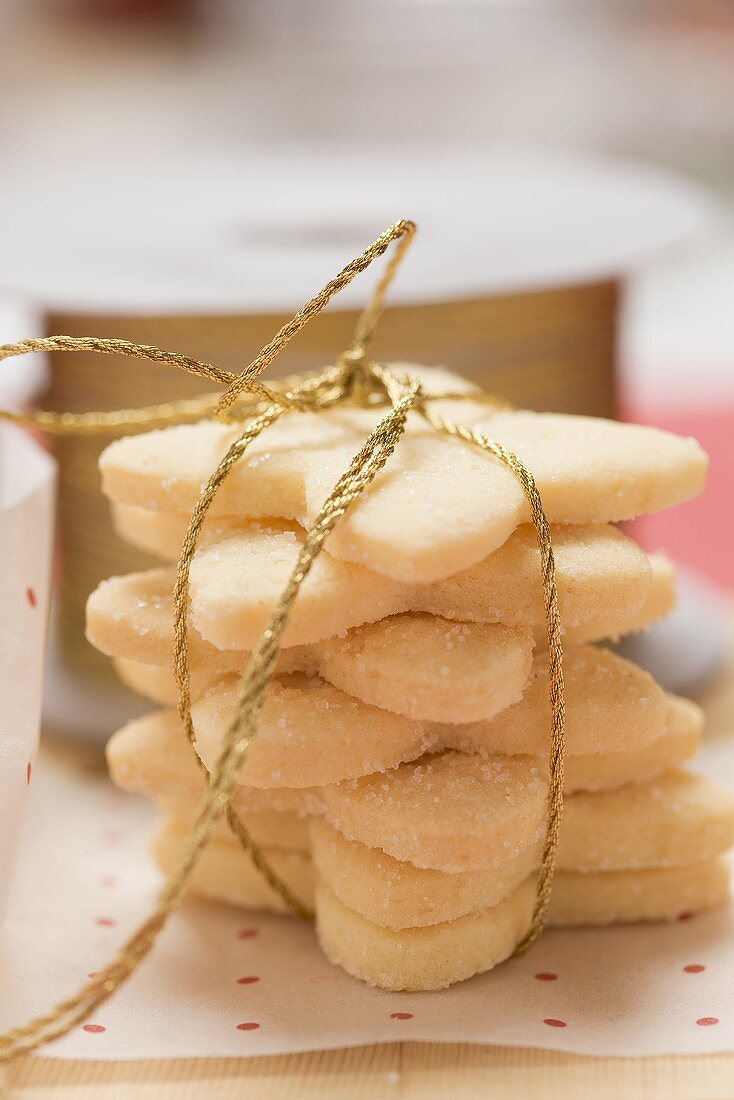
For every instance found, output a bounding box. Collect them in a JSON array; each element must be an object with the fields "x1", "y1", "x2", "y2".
[{"x1": 99, "y1": 364, "x2": 707, "y2": 583}]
